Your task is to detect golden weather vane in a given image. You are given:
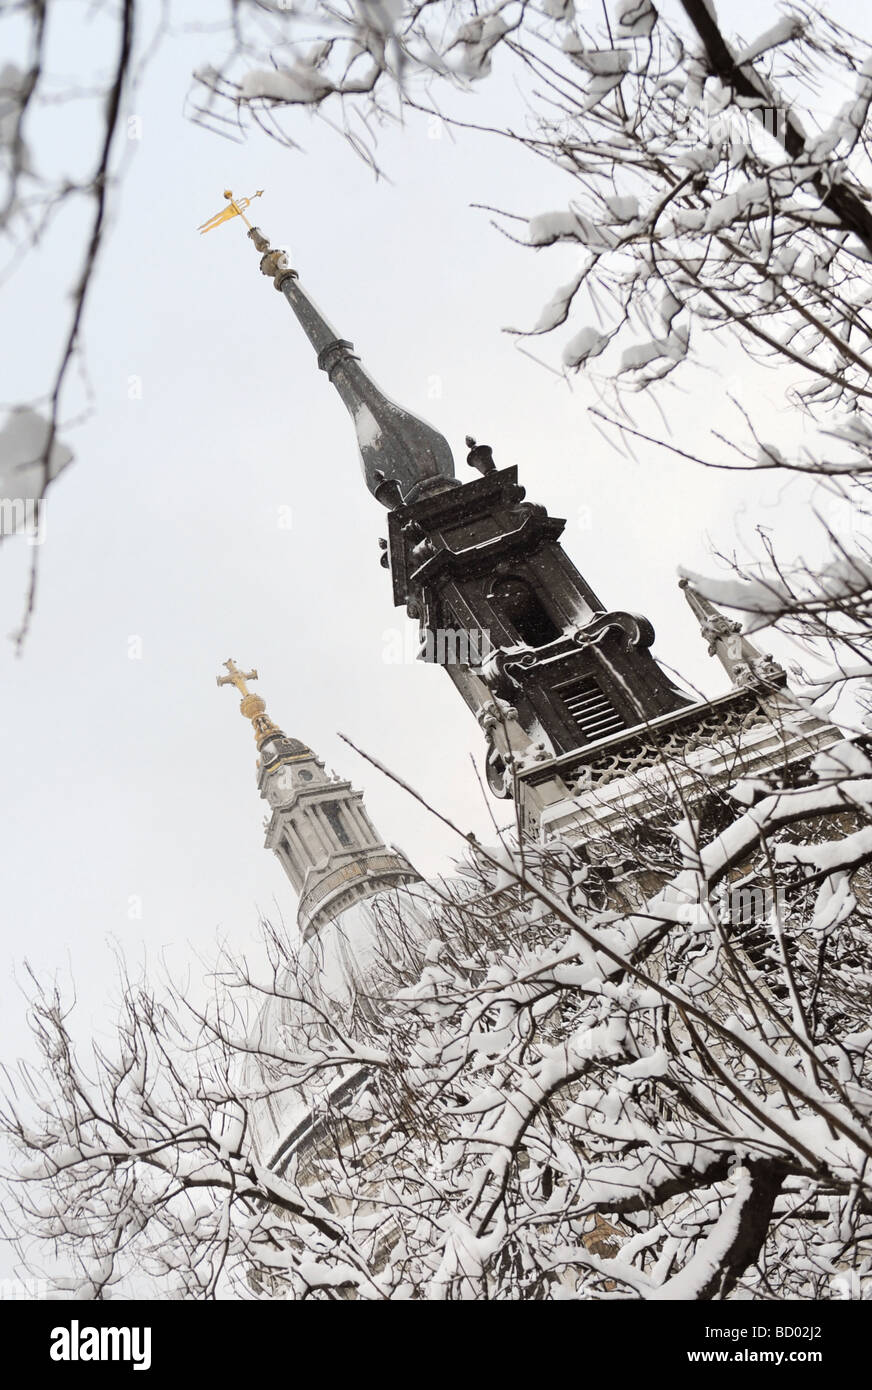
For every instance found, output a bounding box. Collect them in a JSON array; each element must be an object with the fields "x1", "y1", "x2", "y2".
[{"x1": 198, "y1": 188, "x2": 264, "y2": 235}]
